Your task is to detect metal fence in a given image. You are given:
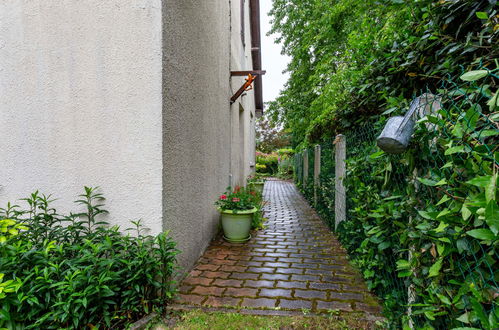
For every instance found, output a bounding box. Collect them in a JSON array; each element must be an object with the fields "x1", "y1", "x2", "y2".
[{"x1": 294, "y1": 76, "x2": 498, "y2": 329}]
